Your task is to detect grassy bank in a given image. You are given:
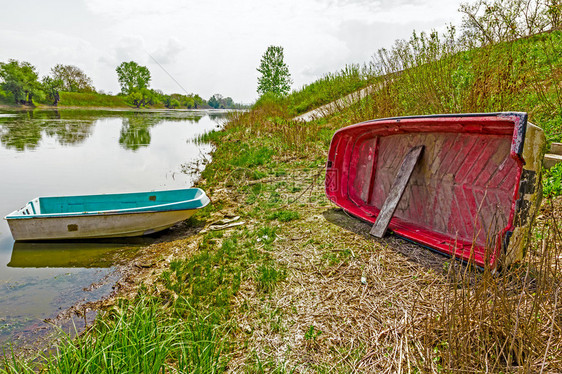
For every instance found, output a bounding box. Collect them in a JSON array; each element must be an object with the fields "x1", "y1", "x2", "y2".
[
  {"x1": 3, "y1": 31, "x2": 562, "y2": 373},
  {"x1": 0, "y1": 92, "x2": 160, "y2": 109},
  {"x1": 57, "y1": 92, "x2": 130, "y2": 108},
  {"x1": 350, "y1": 30, "x2": 562, "y2": 143}
]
